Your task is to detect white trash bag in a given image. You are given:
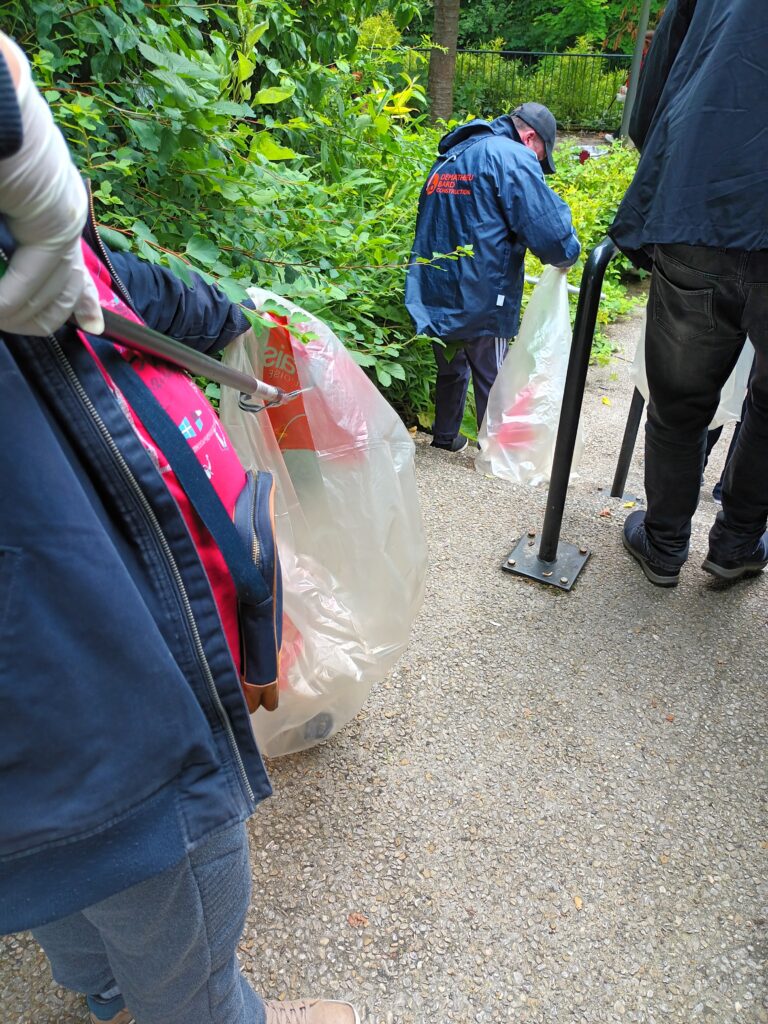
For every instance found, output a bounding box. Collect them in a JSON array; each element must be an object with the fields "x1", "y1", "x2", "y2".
[
  {"x1": 219, "y1": 289, "x2": 427, "y2": 757},
  {"x1": 475, "y1": 266, "x2": 583, "y2": 485},
  {"x1": 631, "y1": 309, "x2": 753, "y2": 430}
]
